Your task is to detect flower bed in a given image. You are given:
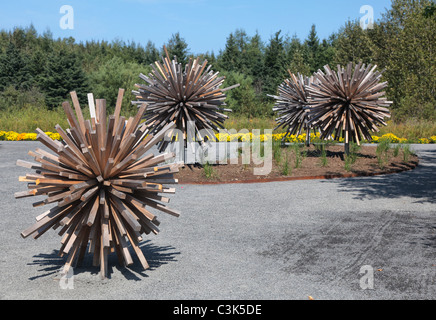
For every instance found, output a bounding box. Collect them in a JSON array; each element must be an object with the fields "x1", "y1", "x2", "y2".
[
  {"x1": 0, "y1": 131, "x2": 61, "y2": 141},
  {"x1": 1, "y1": 130, "x2": 435, "y2": 144}
]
